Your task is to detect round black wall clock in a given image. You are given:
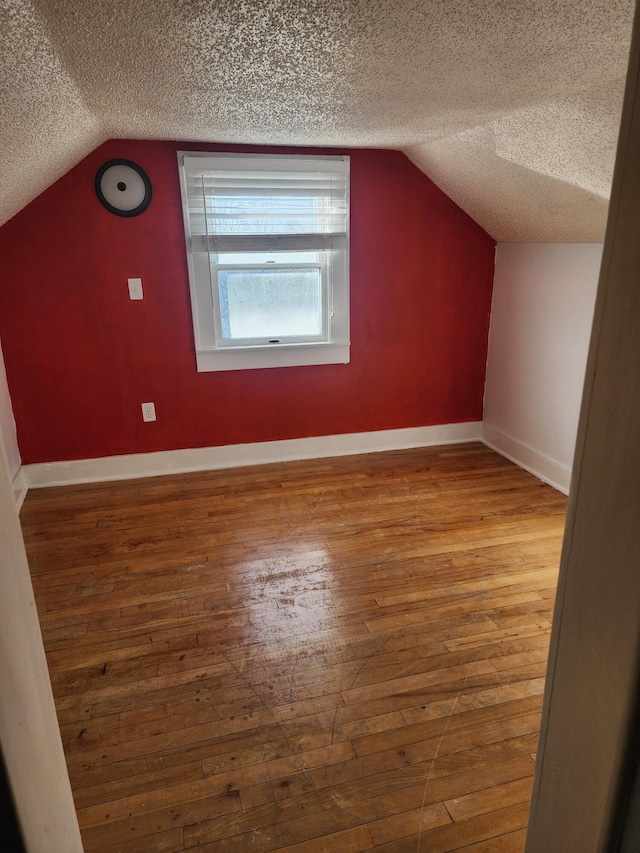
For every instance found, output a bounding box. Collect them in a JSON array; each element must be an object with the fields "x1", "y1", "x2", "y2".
[{"x1": 95, "y1": 159, "x2": 152, "y2": 217}]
